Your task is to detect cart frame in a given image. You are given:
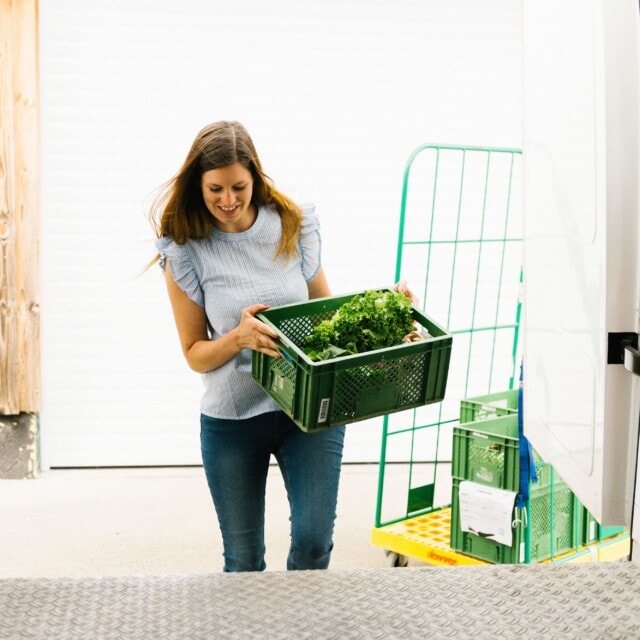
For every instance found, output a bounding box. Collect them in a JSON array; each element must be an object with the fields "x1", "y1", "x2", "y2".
[{"x1": 374, "y1": 143, "x2": 523, "y2": 531}]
